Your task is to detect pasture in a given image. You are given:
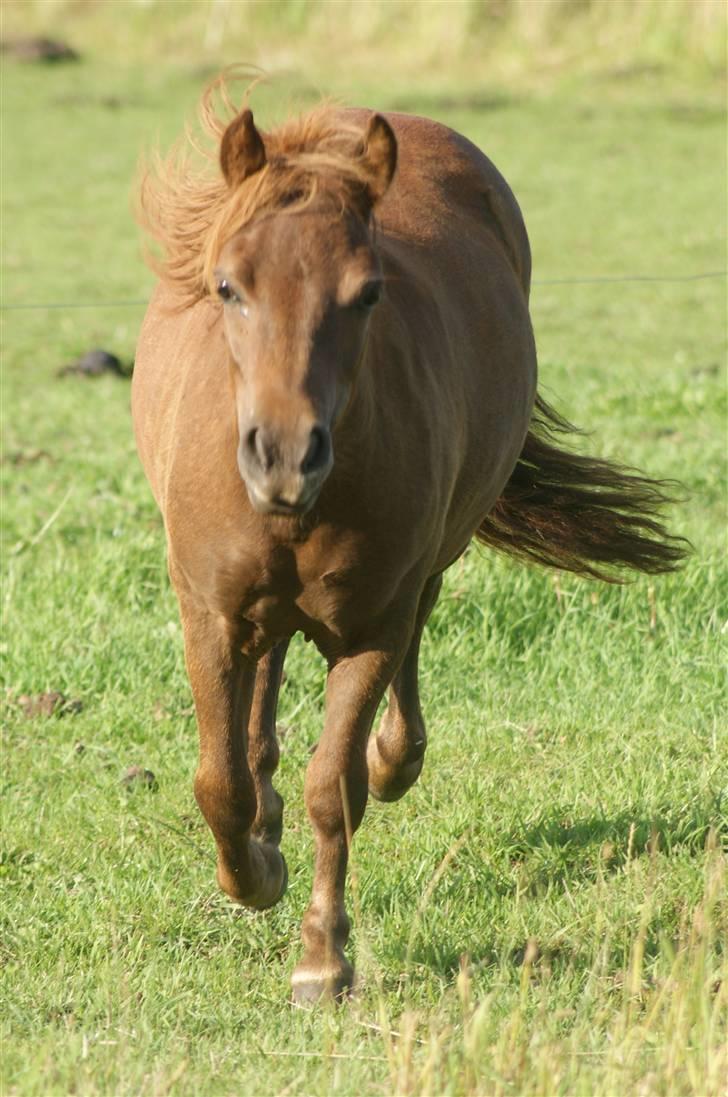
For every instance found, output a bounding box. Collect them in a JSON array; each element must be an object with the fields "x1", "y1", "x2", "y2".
[{"x1": 1, "y1": 38, "x2": 726, "y2": 1097}]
